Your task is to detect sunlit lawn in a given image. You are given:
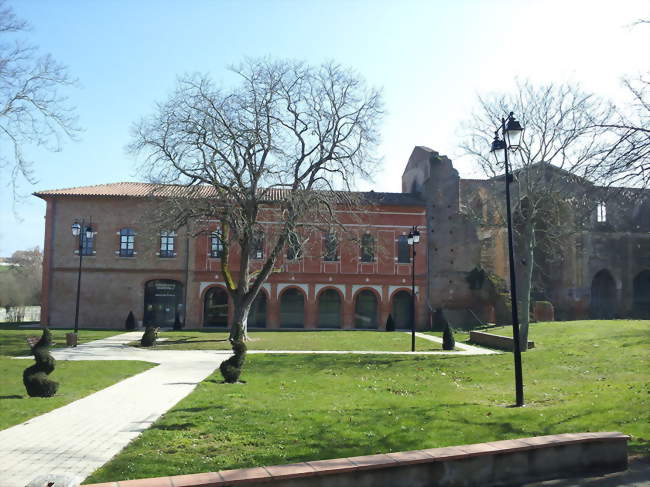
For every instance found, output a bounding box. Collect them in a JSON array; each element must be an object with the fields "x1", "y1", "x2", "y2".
[
  {"x1": 88, "y1": 320, "x2": 649, "y2": 483},
  {"x1": 138, "y1": 330, "x2": 445, "y2": 352},
  {"x1": 0, "y1": 326, "x2": 153, "y2": 430}
]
